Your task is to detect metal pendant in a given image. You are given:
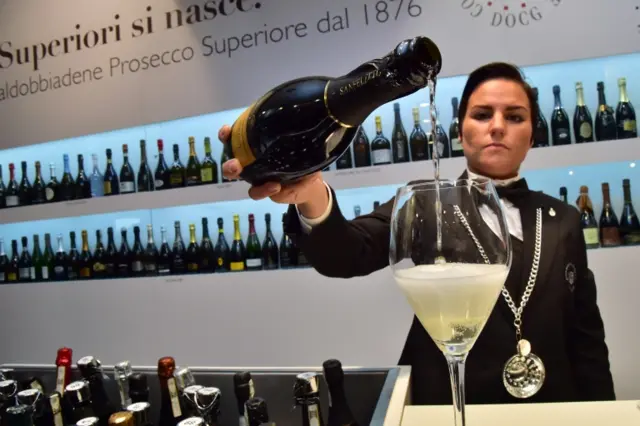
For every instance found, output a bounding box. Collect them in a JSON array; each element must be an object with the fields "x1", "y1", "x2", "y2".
[{"x1": 502, "y1": 339, "x2": 545, "y2": 399}]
